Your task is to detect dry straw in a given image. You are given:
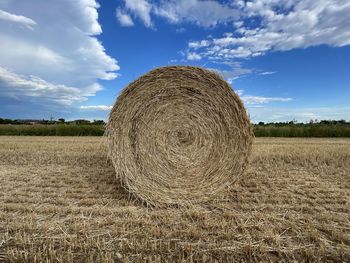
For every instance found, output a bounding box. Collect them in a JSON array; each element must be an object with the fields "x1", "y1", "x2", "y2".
[{"x1": 107, "y1": 66, "x2": 253, "y2": 207}]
